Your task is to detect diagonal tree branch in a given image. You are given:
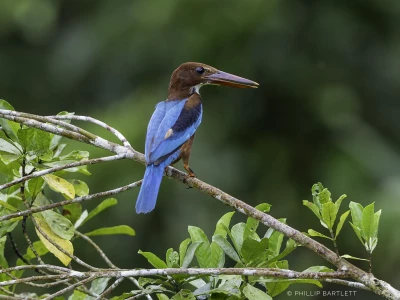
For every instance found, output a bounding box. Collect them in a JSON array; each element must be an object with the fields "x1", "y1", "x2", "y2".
[{"x1": 0, "y1": 109, "x2": 399, "y2": 299}]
